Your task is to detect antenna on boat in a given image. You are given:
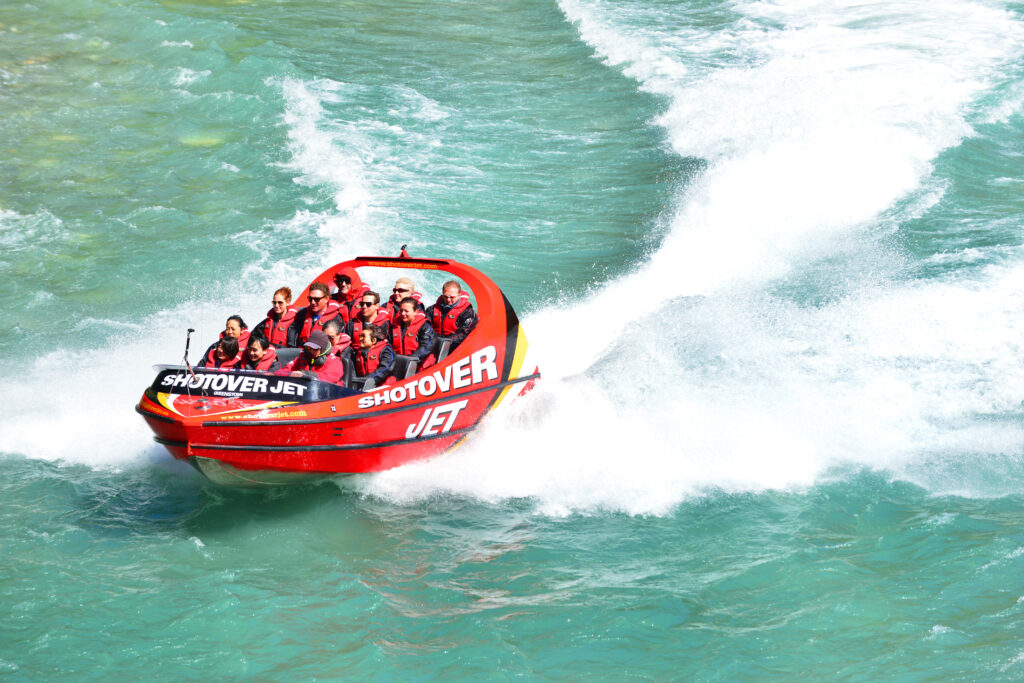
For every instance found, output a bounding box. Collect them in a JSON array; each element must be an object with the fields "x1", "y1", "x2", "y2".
[
  {"x1": 399, "y1": 244, "x2": 410, "y2": 258},
  {"x1": 183, "y1": 328, "x2": 198, "y2": 382}
]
